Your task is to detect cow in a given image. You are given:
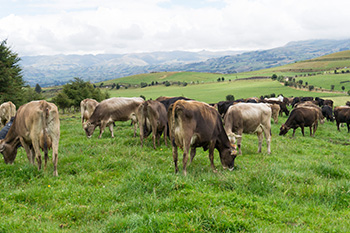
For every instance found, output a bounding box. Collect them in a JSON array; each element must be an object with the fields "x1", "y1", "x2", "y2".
[
  {"x1": 137, "y1": 100, "x2": 168, "y2": 149},
  {"x1": 295, "y1": 102, "x2": 325, "y2": 124},
  {"x1": 322, "y1": 105, "x2": 334, "y2": 122},
  {"x1": 156, "y1": 96, "x2": 192, "y2": 111},
  {"x1": 264, "y1": 94, "x2": 284, "y2": 103},
  {"x1": 224, "y1": 103, "x2": 272, "y2": 155},
  {"x1": 269, "y1": 103, "x2": 280, "y2": 124},
  {"x1": 168, "y1": 100, "x2": 237, "y2": 175},
  {"x1": 0, "y1": 101, "x2": 16, "y2": 127},
  {"x1": 0, "y1": 100, "x2": 60, "y2": 176},
  {"x1": 261, "y1": 99, "x2": 289, "y2": 116},
  {"x1": 323, "y1": 99, "x2": 334, "y2": 108},
  {"x1": 80, "y1": 98, "x2": 99, "y2": 123},
  {"x1": 83, "y1": 97, "x2": 144, "y2": 139},
  {"x1": 279, "y1": 107, "x2": 320, "y2": 137},
  {"x1": 334, "y1": 106, "x2": 350, "y2": 132}
]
